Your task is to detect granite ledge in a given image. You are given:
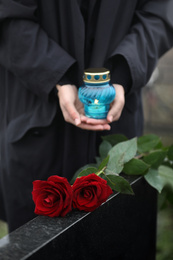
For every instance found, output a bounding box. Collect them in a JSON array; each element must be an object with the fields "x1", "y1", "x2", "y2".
[{"x1": 0, "y1": 176, "x2": 142, "y2": 260}]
